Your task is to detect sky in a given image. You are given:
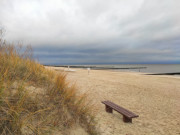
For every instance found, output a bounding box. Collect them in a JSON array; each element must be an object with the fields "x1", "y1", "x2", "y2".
[{"x1": 0, "y1": 0, "x2": 180, "y2": 65}]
